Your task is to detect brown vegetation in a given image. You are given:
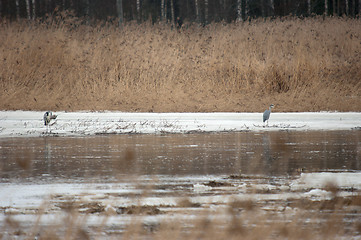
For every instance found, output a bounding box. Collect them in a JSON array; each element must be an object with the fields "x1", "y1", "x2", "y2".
[
  {"x1": 3, "y1": 183, "x2": 361, "y2": 240},
  {"x1": 0, "y1": 16, "x2": 360, "y2": 112}
]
